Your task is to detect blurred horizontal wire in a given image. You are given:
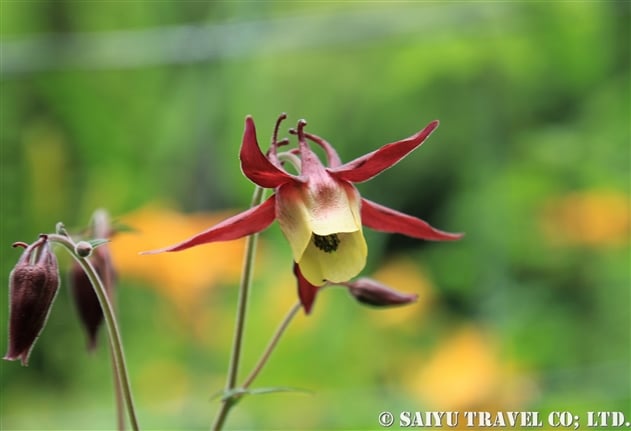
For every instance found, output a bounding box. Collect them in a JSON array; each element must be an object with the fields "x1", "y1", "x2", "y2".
[{"x1": 0, "y1": 4, "x2": 509, "y2": 78}]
